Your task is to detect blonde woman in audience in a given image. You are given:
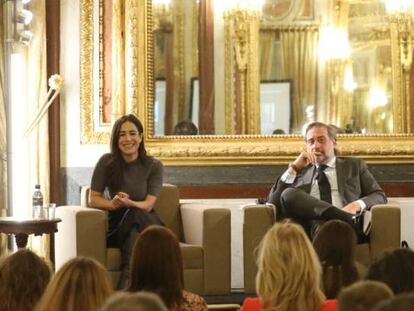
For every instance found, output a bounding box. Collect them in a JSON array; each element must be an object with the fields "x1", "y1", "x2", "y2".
[
  {"x1": 101, "y1": 291, "x2": 168, "y2": 311},
  {"x1": 127, "y1": 225, "x2": 207, "y2": 311},
  {"x1": 35, "y1": 257, "x2": 113, "y2": 311},
  {"x1": 241, "y1": 221, "x2": 336, "y2": 311},
  {"x1": 0, "y1": 249, "x2": 52, "y2": 311}
]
